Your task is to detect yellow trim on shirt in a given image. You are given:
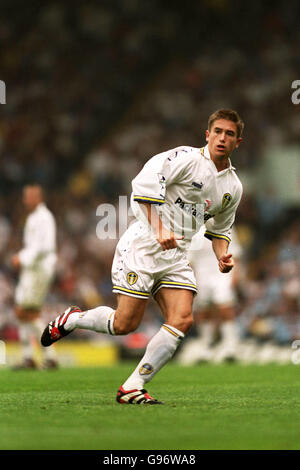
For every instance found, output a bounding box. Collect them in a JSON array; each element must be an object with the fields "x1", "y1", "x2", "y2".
[
  {"x1": 133, "y1": 196, "x2": 165, "y2": 204},
  {"x1": 204, "y1": 231, "x2": 231, "y2": 243}
]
